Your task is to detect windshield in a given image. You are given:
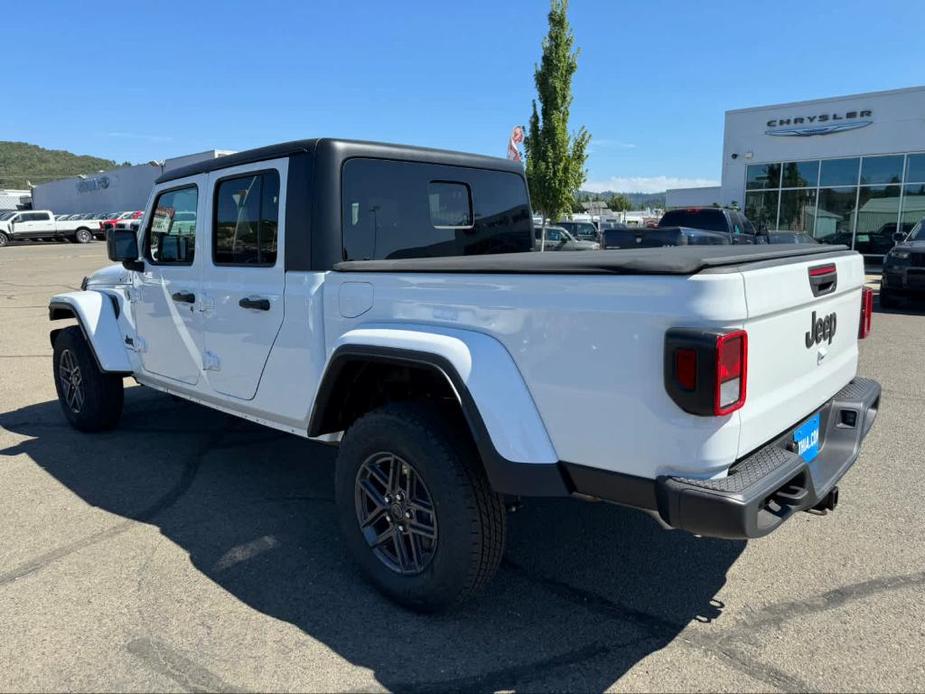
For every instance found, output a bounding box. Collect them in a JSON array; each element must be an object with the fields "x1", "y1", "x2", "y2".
[
  {"x1": 909, "y1": 220, "x2": 925, "y2": 242},
  {"x1": 0, "y1": 211, "x2": 16, "y2": 220}
]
